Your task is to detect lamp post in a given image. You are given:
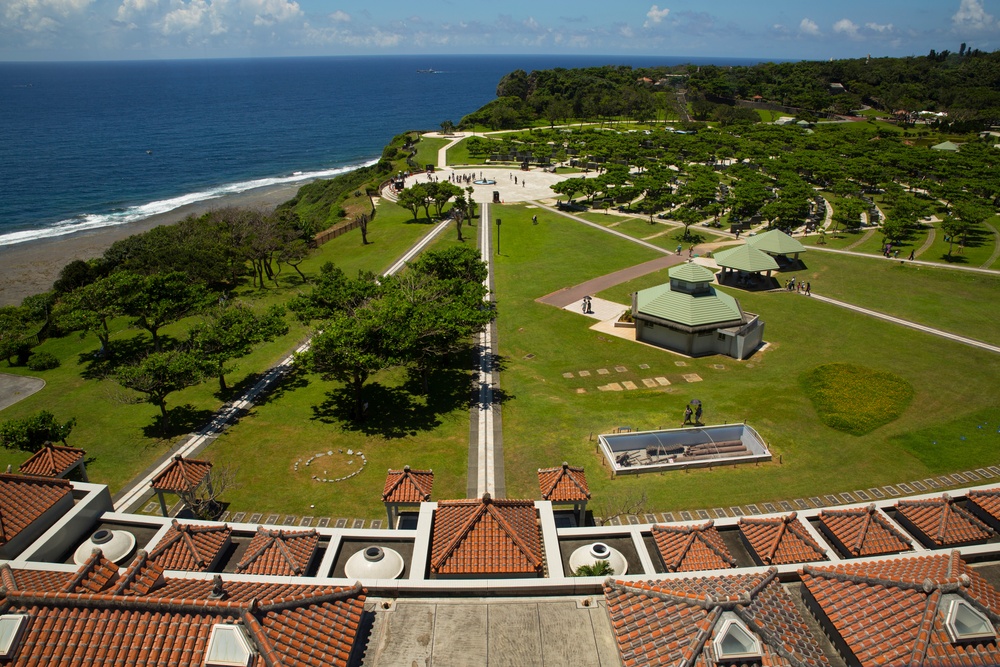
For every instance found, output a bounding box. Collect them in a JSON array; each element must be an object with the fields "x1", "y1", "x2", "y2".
[{"x1": 495, "y1": 218, "x2": 501, "y2": 255}]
